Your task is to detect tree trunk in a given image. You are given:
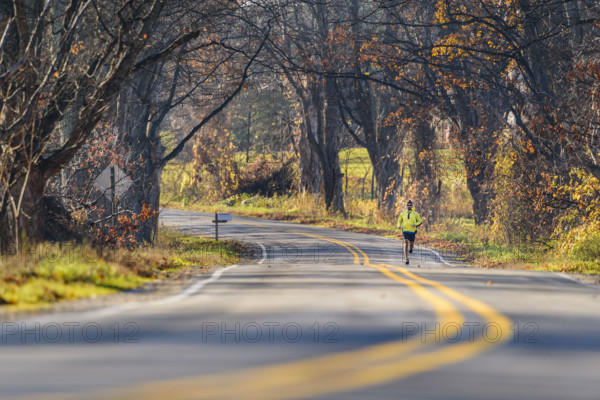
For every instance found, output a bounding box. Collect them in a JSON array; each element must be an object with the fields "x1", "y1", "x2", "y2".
[
  {"x1": 375, "y1": 156, "x2": 402, "y2": 212},
  {"x1": 116, "y1": 71, "x2": 164, "y2": 244},
  {"x1": 297, "y1": 98, "x2": 322, "y2": 195},
  {"x1": 452, "y1": 90, "x2": 501, "y2": 224},
  {"x1": 343, "y1": 59, "x2": 403, "y2": 213},
  {"x1": 365, "y1": 146, "x2": 401, "y2": 212},
  {"x1": 122, "y1": 138, "x2": 163, "y2": 244},
  {"x1": 465, "y1": 156, "x2": 491, "y2": 224},
  {"x1": 295, "y1": 79, "x2": 344, "y2": 214},
  {"x1": 322, "y1": 78, "x2": 345, "y2": 214},
  {"x1": 0, "y1": 167, "x2": 48, "y2": 252},
  {"x1": 411, "y1": 120, "x2": 441, "y2": 222},
  {"x1": 366, "y1": 123, "x2": 403, "y2": 213}
]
